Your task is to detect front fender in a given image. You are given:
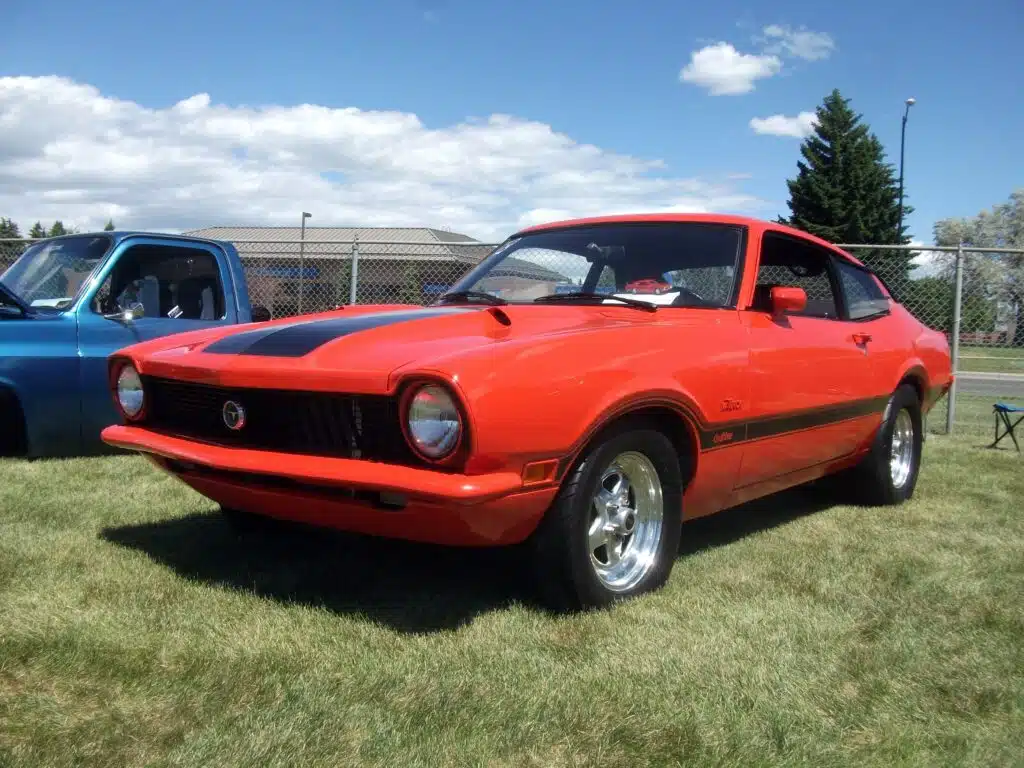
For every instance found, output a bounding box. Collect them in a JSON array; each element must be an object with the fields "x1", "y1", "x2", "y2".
[{"x1": 0, "y1": 314, "x2": 82, "y2": 457}]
